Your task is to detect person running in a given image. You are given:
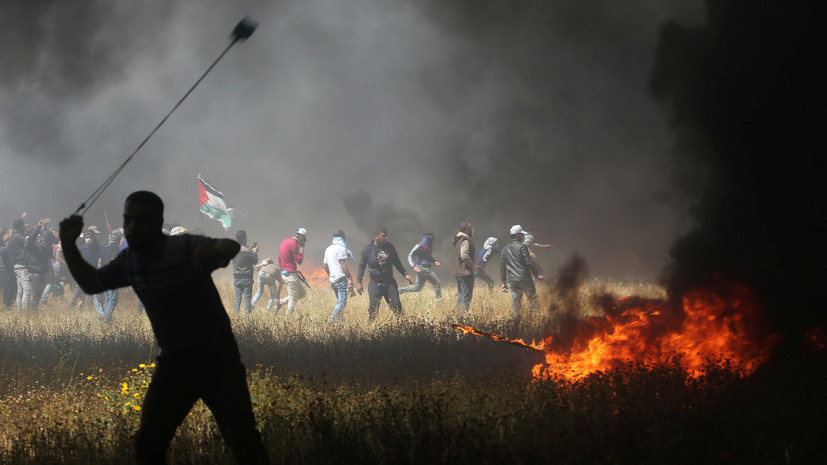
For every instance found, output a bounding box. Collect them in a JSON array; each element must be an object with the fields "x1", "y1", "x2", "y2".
[
  {"x1": 59, "y1": 191, "x2": 269, "y2": 465},
  {"x1": 475, "y1": 237, "x2": 500, "y2": 291},
  {"x1": 277, "y1": 228, "x2": 307, "y2": 319},
  {"x1": 399, "y1": 230, "x2": 442, "y2": 300}
]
